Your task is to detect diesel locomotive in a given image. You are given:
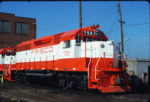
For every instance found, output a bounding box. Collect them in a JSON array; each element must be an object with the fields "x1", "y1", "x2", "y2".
[{"x1": 0, "y1": 25, "x2": 130, "y2": 93}]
